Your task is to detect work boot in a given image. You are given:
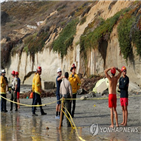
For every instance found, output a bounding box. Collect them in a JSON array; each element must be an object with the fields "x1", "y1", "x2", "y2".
[
  {"x1": 32, "y1": 113, "x2": 38, "y2": 116},
  {"x1": 41, "y1": 112, "x2": 47, "y2": 115},
  {"x1": 4, "y1": 110, "x2": 8, "y2": 113},
  {"x1": 15, "y1": 109, "x2": 18, "y2": 112}
]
